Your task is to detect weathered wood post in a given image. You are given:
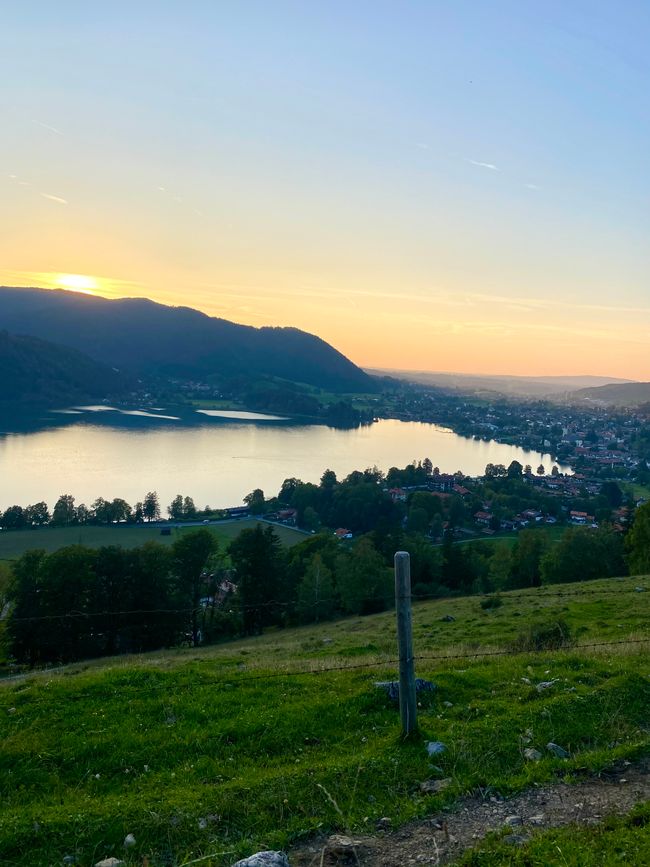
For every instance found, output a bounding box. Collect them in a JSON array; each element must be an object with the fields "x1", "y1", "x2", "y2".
[{"x1": 395, "y1": 550, "x2": 417, "y2": 735}]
